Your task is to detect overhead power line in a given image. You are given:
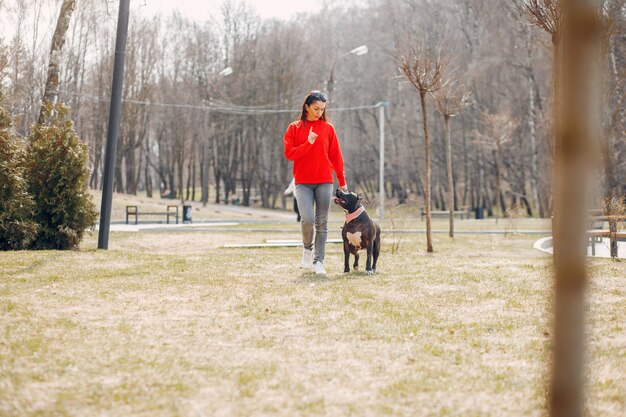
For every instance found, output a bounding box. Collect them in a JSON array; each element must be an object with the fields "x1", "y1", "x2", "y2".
[
  {"x1": 7, "y1": 80, "x2": 383, "y2": 114},
  {"x1": 62, "y1": 90, "x2": 382, "y2": 115}
]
